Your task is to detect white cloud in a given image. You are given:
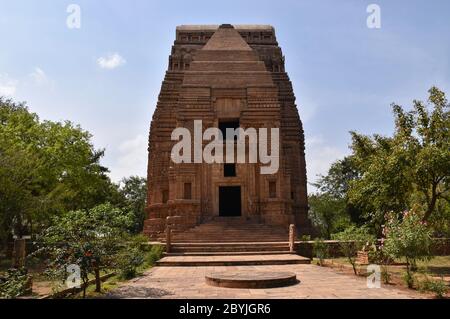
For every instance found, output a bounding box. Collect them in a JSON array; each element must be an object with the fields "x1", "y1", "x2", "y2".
[
  {"x1": 97, "y1": 53, "x2": 126, "y2": 70},
  {"x1": 0, "y1": 74, "x2": 18, "y2": 97},
  {"x1": 305, "y1": 135, "x2": 348, "y2": 193},
  {"x1": 109, "y1": 134, "x2": 147, "y2": 181},
  {"x1": 29, "y1": 67, "x2": 48, "y2": 85}
]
